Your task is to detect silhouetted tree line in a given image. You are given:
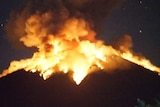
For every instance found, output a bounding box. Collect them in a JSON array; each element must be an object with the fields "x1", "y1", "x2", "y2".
[{"x1": 135, "y1": 98, "x2": 160, "y2": 107}]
